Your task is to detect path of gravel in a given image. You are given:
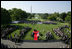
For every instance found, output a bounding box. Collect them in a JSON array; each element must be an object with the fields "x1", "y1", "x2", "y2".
[{"x1": 1, "y1": 39, "x2": 68, "y2": 48}]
